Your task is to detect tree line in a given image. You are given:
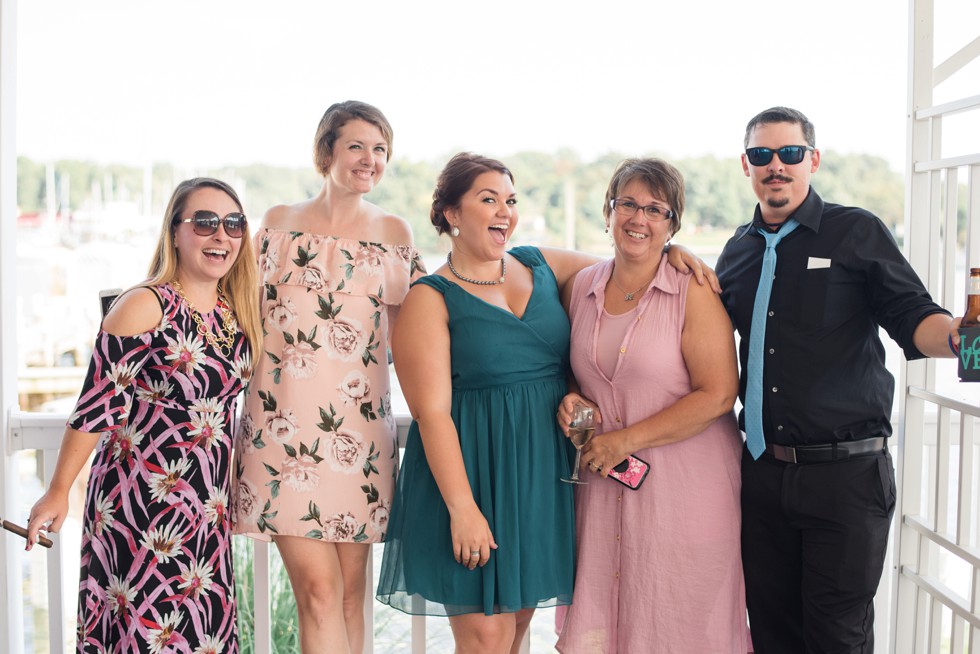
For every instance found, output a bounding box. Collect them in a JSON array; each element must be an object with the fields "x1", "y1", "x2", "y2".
[{"x1": 17, "y1": 150, "x2": 909, "y2": 254}]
